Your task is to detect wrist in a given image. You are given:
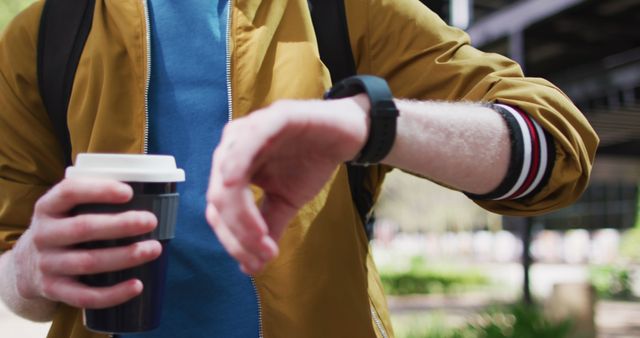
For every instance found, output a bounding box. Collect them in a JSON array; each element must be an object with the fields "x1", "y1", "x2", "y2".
[
  {"x1": 324, "y1": 75, "x2": 399, "y2": 165},
  {"x1": 9, "y1": 232, "x2": 39, "y2": 300},
  {"x1": 0, "y1": 249, "x2": 58, "y2": 321},
  {"x1": 345, "y1": 93, "x2": 371, "y2": 158},
  {"x1": 323, "y1": 94, "x2": 370, "y2": 162}
]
